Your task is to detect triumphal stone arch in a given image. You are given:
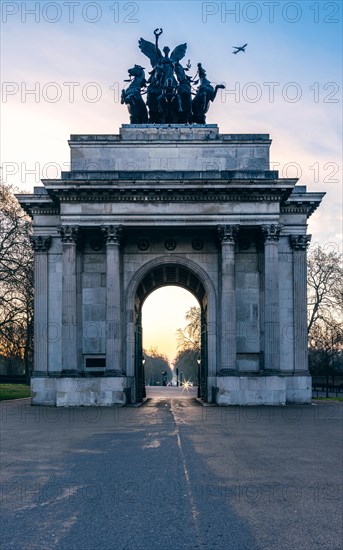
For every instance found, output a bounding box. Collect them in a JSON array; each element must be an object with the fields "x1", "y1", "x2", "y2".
[
  {"x1": 18, "y1": 124, "x2": 324, "y2": 406},
  {"x1": 18, "y1": 31, "x2": 324, "y2": 406}
]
